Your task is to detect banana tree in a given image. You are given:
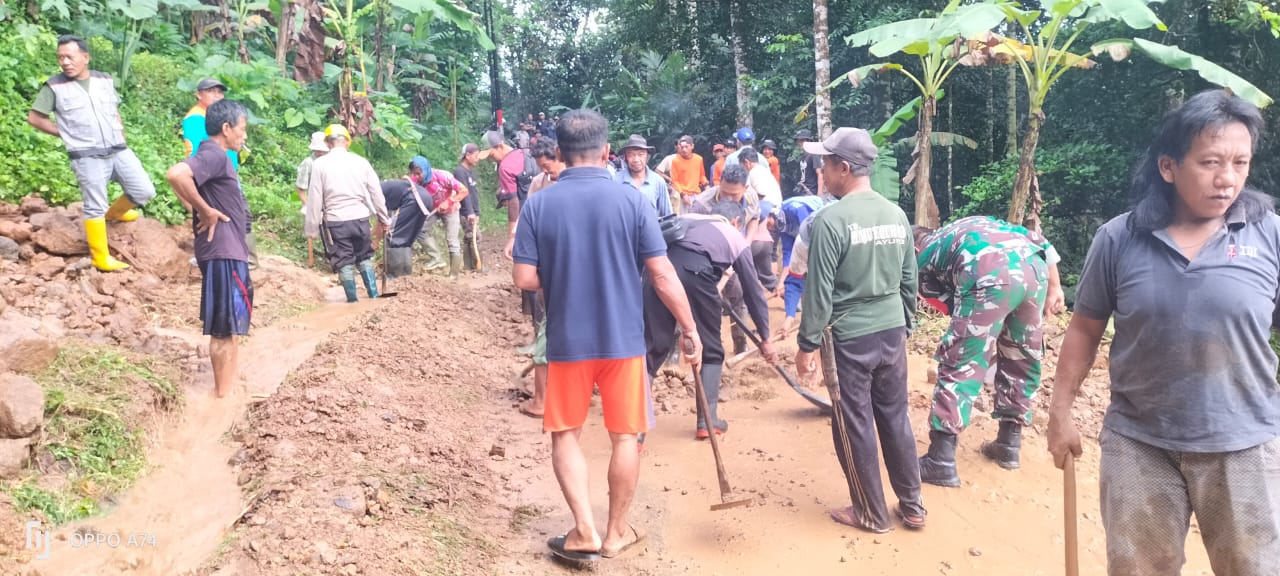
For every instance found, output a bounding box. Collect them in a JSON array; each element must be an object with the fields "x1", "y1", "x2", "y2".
[
  {"x1": 840, "y1": 0, "x2": 1007, "y2": 227},
  {"x1": 965, "y1": 0, "x2": 1272, "y2": 230},
  {"x1": 870, "y1": 93, "x2": 977, "y2": 204}
]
